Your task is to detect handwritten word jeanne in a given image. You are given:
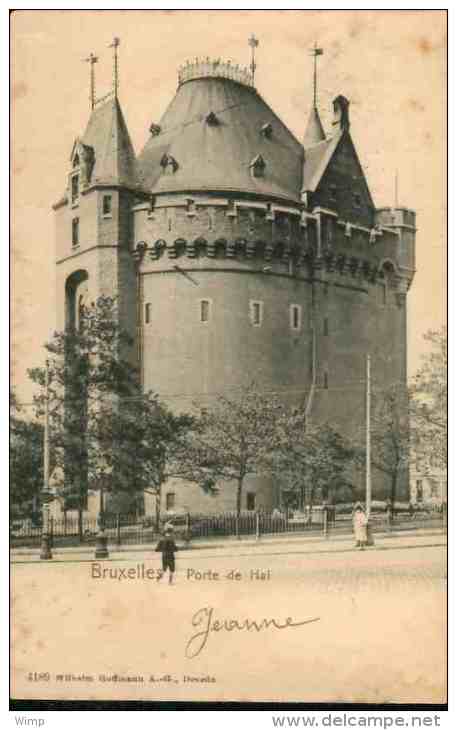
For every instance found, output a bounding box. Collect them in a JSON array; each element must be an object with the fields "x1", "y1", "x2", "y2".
[{"x1": 185, "y1": 606, "x2": 320, "y2": 658}]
